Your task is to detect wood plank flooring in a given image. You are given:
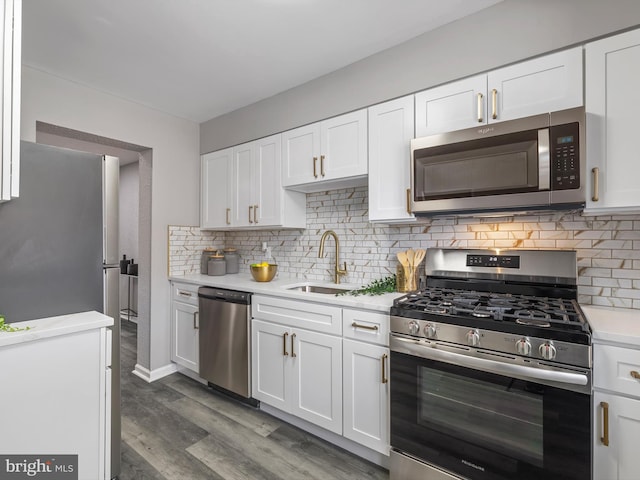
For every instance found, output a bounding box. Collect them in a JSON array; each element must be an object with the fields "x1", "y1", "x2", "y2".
[{"x1": 119, "y1": 320, "x2": 390, "y2": 480}]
